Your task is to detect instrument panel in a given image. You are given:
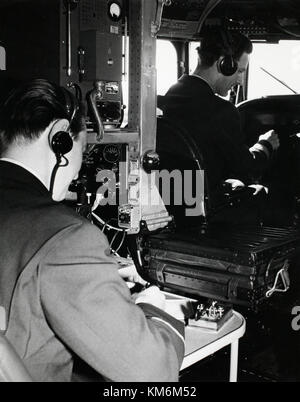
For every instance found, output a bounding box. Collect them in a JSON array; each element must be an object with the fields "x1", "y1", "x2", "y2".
[{"x1": 81, "y1": 143, "x2": 126, "y2": 192}]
